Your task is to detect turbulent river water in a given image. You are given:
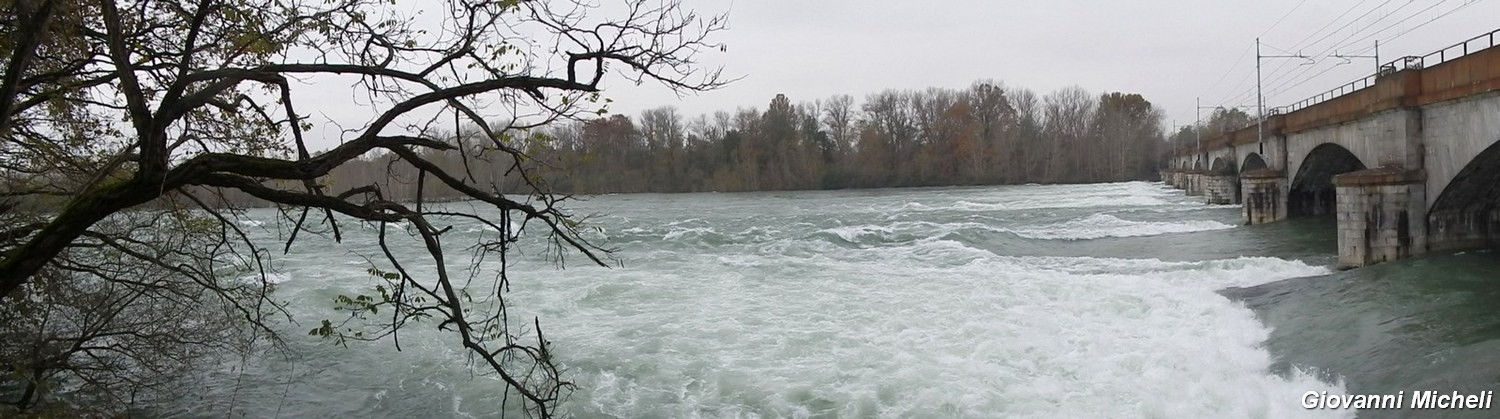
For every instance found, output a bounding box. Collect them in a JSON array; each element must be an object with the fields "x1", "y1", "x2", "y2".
[{"x1": 157, "y1": 181, "x2": 1500, "y2": 418}]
